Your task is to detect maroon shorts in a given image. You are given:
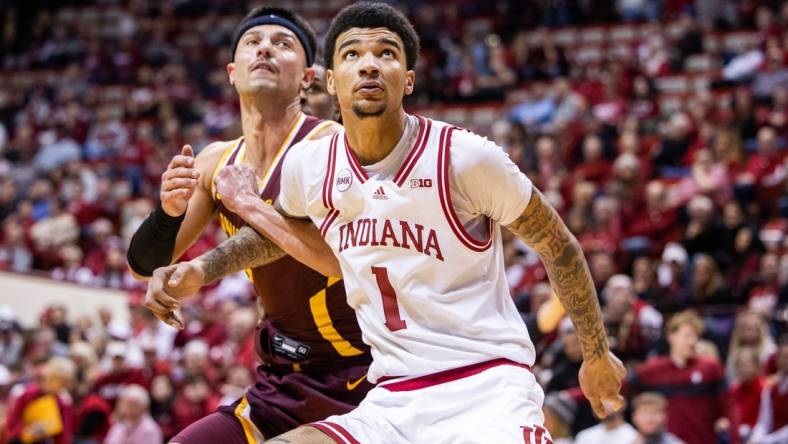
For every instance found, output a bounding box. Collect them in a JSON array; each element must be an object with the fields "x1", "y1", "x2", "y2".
[{"x1": 171, "y1": 362, "x2": 372, "y2": 443}]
